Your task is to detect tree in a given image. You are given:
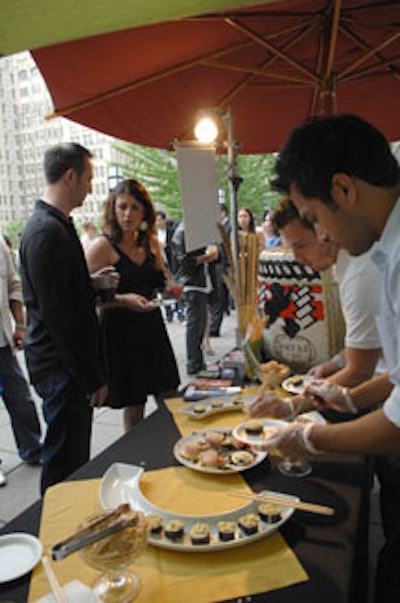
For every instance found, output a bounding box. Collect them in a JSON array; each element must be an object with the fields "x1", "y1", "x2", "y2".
[{"x1": 112, "y1": 142, "x2": 280, "y2": 225}]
